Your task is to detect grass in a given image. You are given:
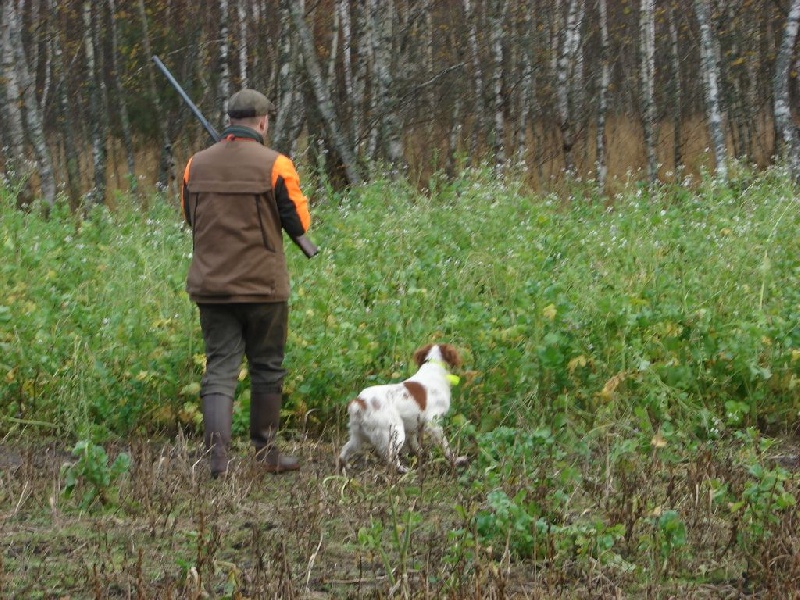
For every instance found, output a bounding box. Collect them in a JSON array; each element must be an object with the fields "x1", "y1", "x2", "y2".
[{"x1": 1, "y1": 165, "x2": 799, "y2": 597}]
